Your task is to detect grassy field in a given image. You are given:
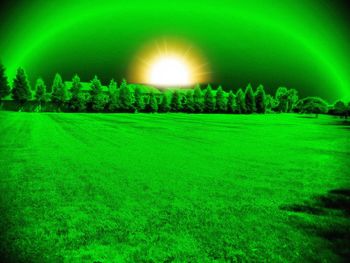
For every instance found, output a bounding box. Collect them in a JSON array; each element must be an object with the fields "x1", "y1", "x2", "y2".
[{"x1": 0, "y1": 112, "x2": 349, "y2": 262}]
